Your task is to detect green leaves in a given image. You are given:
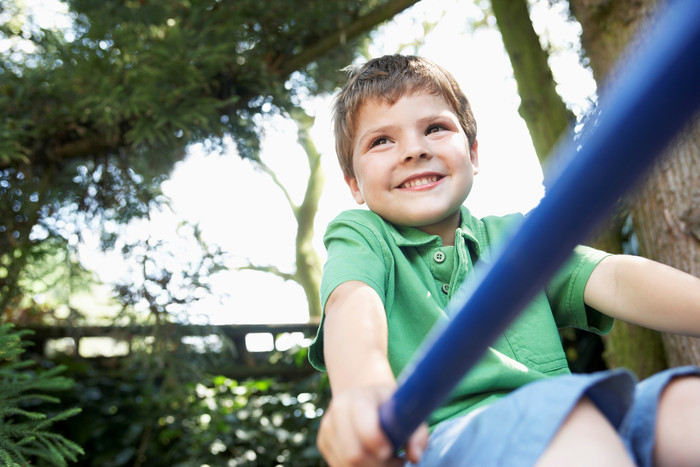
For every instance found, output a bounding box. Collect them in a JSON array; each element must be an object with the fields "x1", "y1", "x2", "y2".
[
  {"x1": 1, "y1": 0, "x2": 408, "y2": 317},
  {"x1": 54, "y1": 357, "x2": 329, "y2": 466},
  {"x1": 0, "y1": 324, "x2": 84, "y2": 466}
]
